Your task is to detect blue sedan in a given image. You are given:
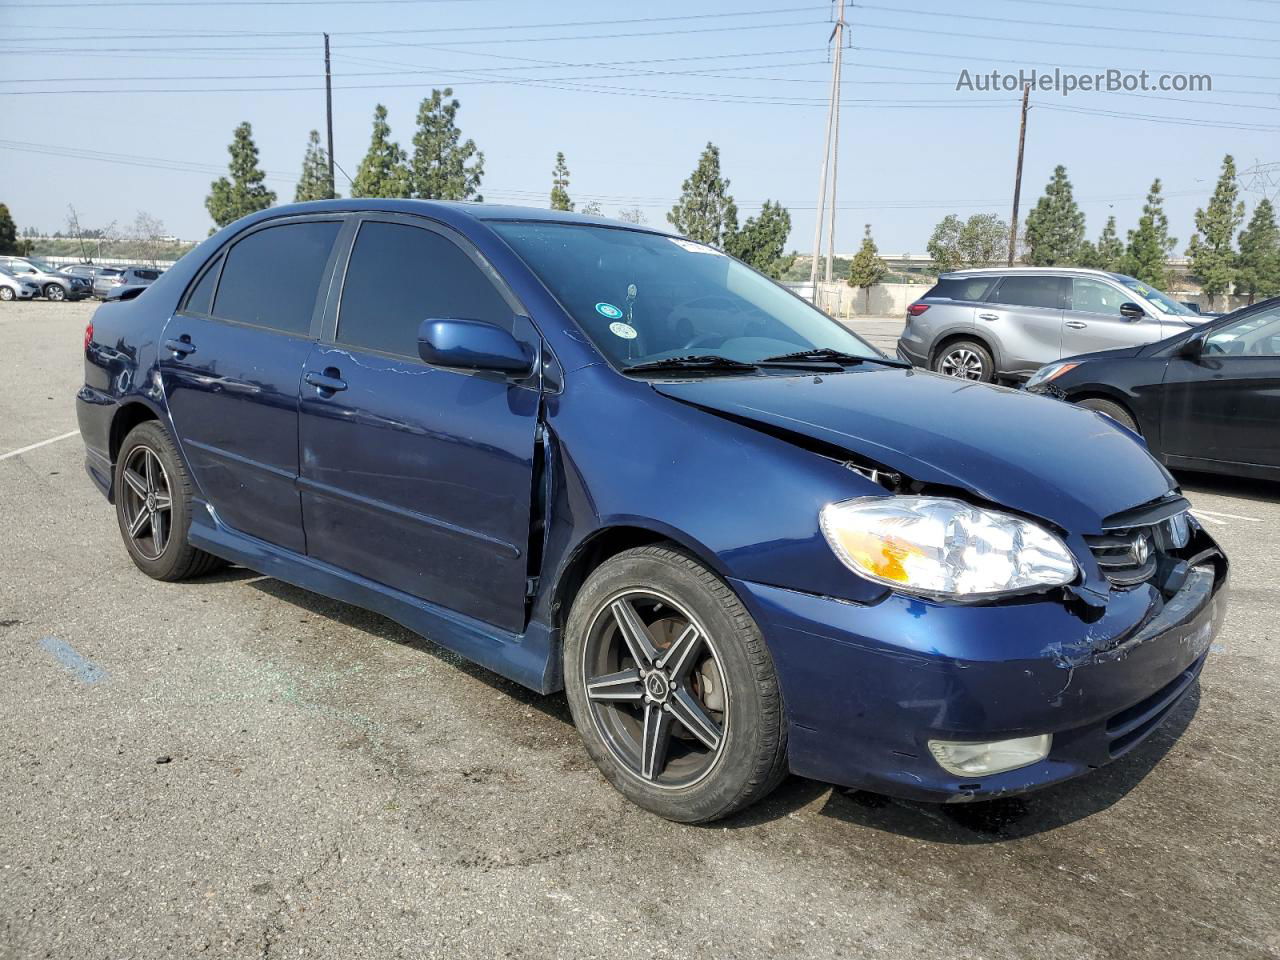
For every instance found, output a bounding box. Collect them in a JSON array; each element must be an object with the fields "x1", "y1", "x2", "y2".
[{"x1": 76, "y1": 201, "x2": 1227, "y2": 822}]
